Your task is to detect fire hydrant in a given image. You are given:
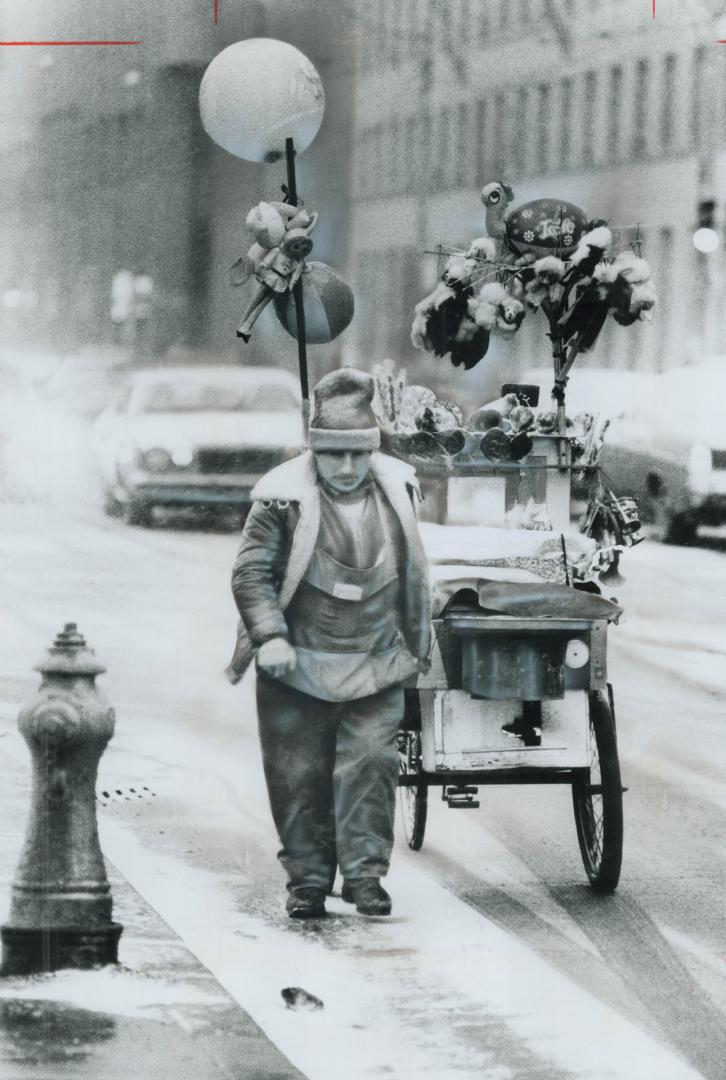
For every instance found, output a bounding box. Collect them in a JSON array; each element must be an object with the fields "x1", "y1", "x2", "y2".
[{"x1": 1, "y1": 624, "x2": 123, "y2": 975}]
